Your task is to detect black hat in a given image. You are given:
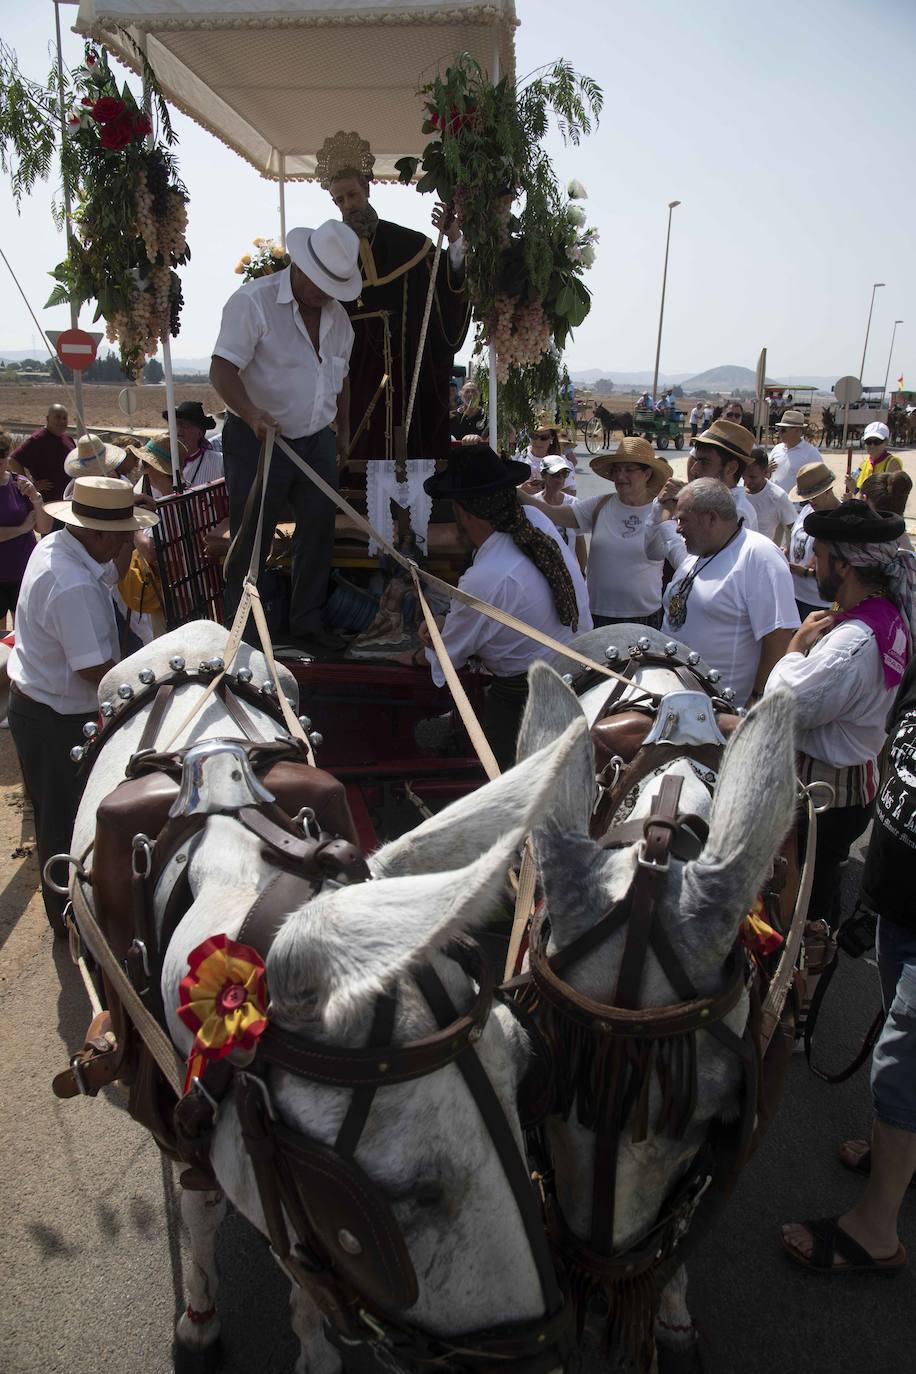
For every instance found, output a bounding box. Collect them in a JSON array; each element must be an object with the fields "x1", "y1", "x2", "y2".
[
  {"x1": 423, "y1": 446, "x2": 531, "y2": 501},
  {"x1": 162, "y1": 400, "x2": 215, "y2": 431},
  {"x1": 803, "y1": 499, "x2": 905, "y2": 543}
]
